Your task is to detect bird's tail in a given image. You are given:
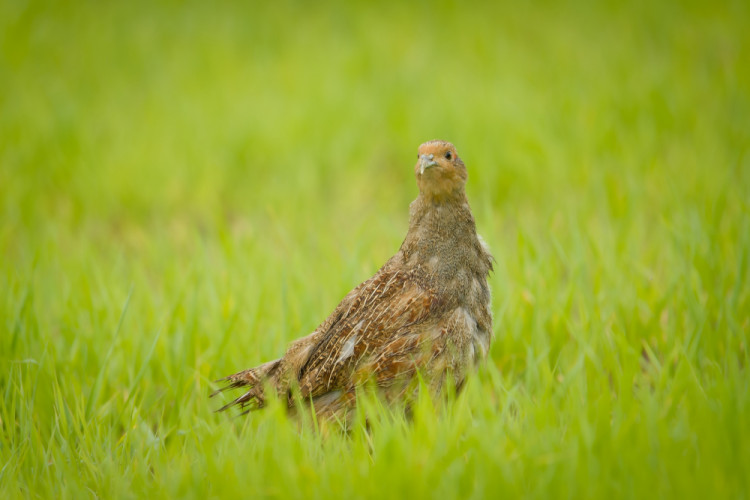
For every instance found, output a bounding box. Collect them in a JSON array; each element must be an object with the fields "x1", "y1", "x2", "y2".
[{"x1": 210, "y1": 358, "x2": 284, "y2": 413}]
